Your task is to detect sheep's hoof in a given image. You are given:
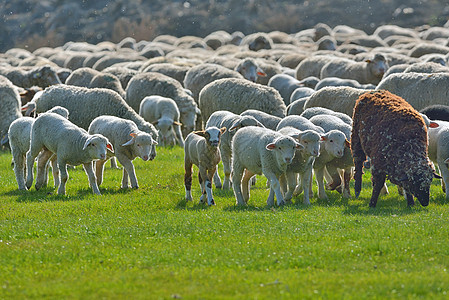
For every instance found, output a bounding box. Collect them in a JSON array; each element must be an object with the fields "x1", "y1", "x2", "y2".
[
  {"x1": 199, "y1": 194, "x2": 206, "y2": 204},
  {"x1": 208, "y1": 199, "x2": 216, "y2": 206}
]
